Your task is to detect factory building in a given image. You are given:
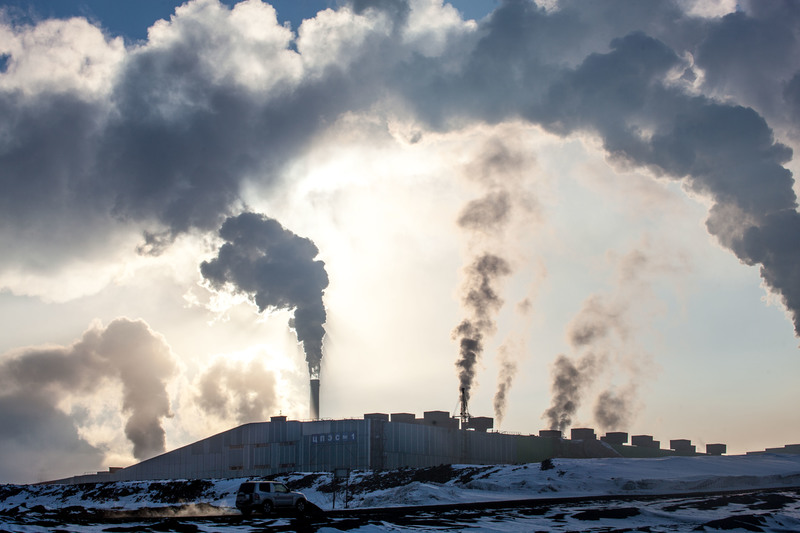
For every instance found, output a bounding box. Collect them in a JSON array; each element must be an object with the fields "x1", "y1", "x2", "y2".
[
  {"x1": 601, "y1": 432, "x2": 628, "y2": 446},
  {"x1": 53, "y1": 412, "x2": 724, "y2": 484},
  {"x1": 570, "y1": 428, "x2": 596, "y2": 441},
  {"x1": 670, "y1": 439, "x2": 697, "y2": 455},
  {"x1": 746, "y1": 443, "x2": 800, "y2": 456},
  {"x1": 59, "y1": 412, "x2": 527, "y2": 484}
]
